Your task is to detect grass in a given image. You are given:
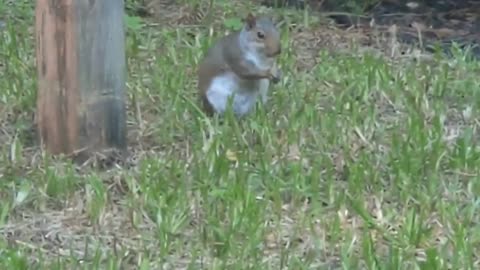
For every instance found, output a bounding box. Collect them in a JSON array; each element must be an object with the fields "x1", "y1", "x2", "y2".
[{"x1": 2, "y1": 0, "x2": 480, "y2": 269}]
